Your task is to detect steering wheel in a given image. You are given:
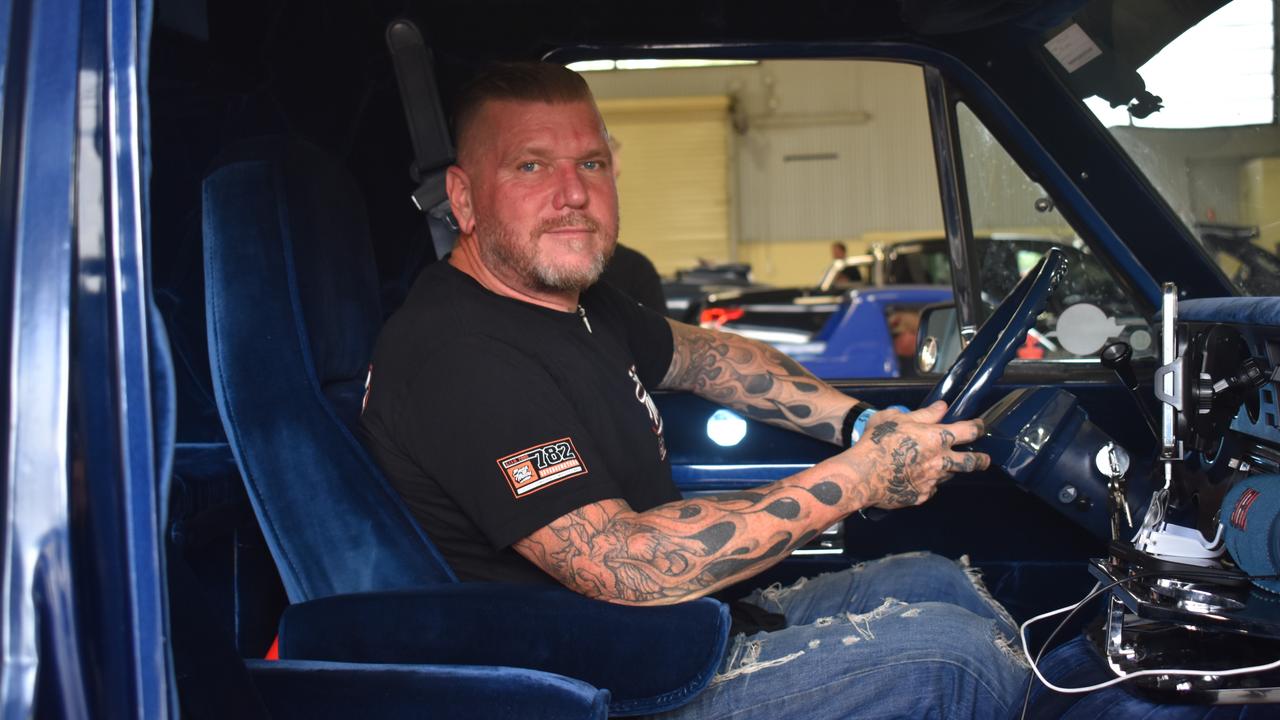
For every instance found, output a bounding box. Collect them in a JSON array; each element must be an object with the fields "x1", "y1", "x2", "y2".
[{"x1": 921, "y1": 247, "x2": 1068, "y2": 422}]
